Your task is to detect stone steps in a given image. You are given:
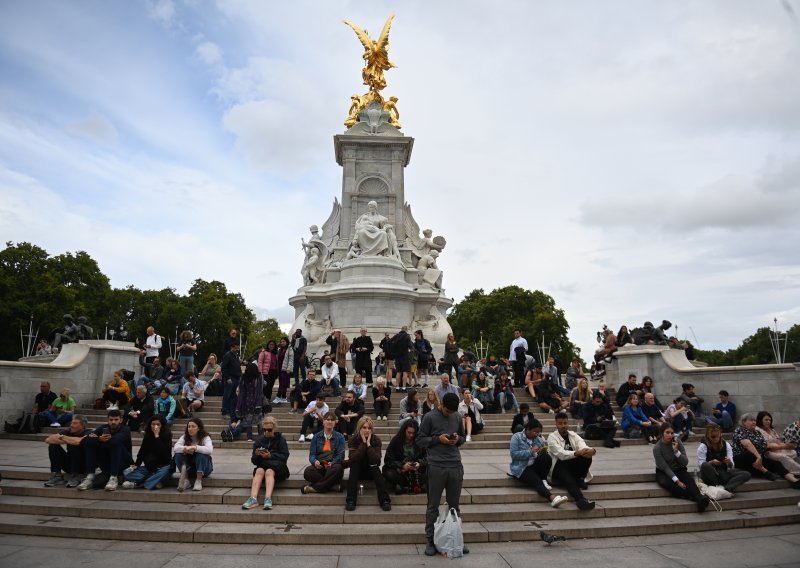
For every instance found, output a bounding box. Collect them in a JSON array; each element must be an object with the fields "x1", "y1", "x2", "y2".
[{"x1": 0, "y1": 489, "x2": 795, "y2": 525}]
